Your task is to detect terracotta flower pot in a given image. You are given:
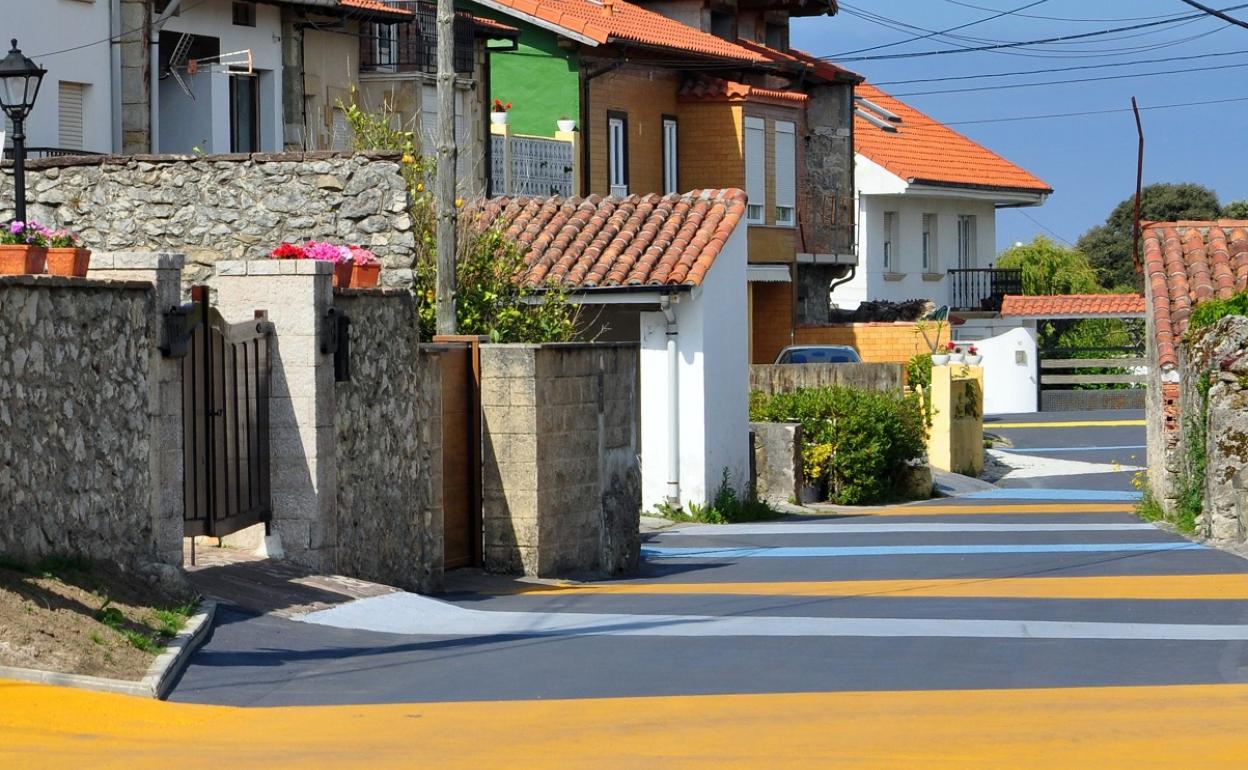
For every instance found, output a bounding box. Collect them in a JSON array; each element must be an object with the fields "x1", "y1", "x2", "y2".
[
  {"x1": 0, "y1": 245, "x2": 47, "y2": 275},
  {"x1": 46, "y1": 247, "x2": 91, "y2": 277},
  {"x1": 332, "y1": 261, "x2": 353, "y2": 288},
  {"x1": 349, "y1": 262, "x2": 381, "y2": 289}
]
